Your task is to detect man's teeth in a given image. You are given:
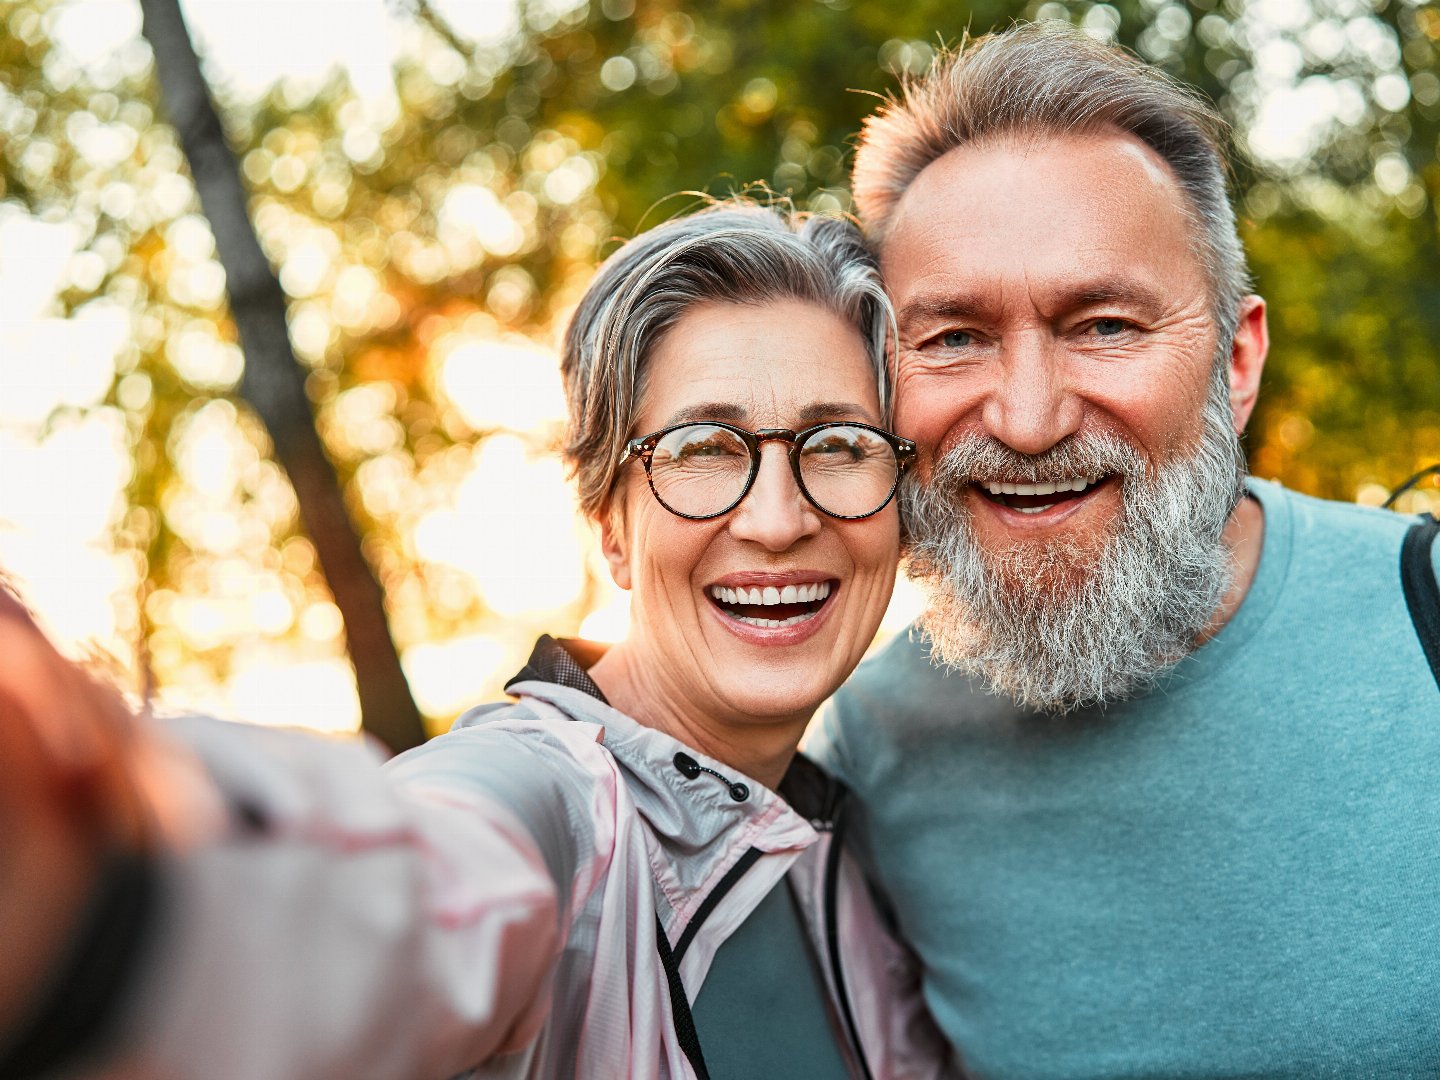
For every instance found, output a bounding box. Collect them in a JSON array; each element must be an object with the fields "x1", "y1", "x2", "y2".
[
  {"x1": 708, "y1": 581, "x2": 832, "y2": 606},
  {"x1": 981, "y1": 477, "x2": 1099, "y2": 497}
]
